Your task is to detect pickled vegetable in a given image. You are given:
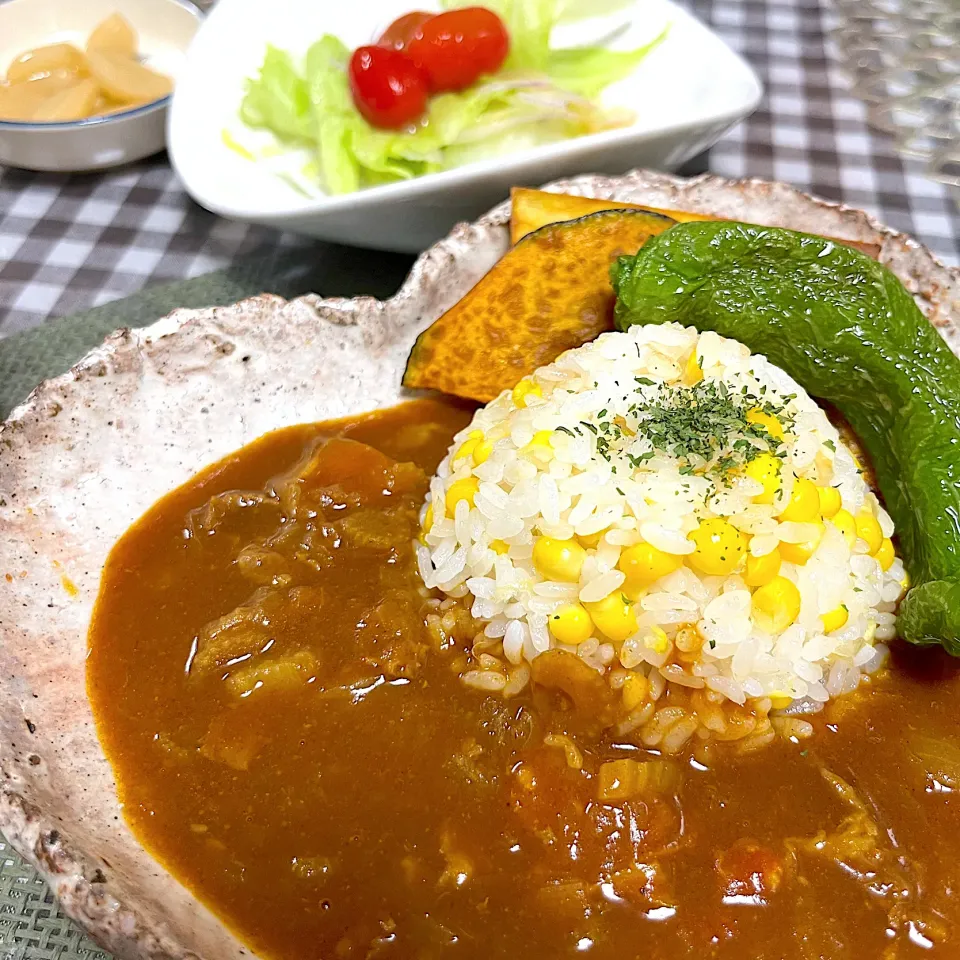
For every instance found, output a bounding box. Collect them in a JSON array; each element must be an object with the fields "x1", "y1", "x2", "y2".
[
  {"x1": 86, "y1": 13, "x2": 137, "y2": 58},
  {"x1": 86, "y1": 50, "x2": 171, "y2": 104},
  {"x1": 0, "y1": 72, "x2": 79, "y2": 120},
  {"x1": 5, "y1": 43, "x2": 88, "y2": 83},
  {"x1": 31, "y1": 78, "x2": 99, "y2": 122},
  {"x1": 0, "y1": 15, "x2": 170, "y2": 123}
]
